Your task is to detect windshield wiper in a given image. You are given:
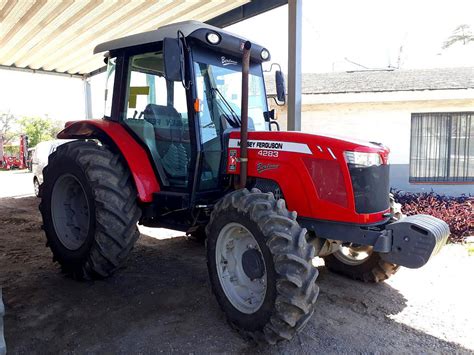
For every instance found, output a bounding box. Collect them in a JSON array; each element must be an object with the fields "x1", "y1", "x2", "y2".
[{"x1": 210, "y1": 87, "x2": 241, "y2": 127}]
